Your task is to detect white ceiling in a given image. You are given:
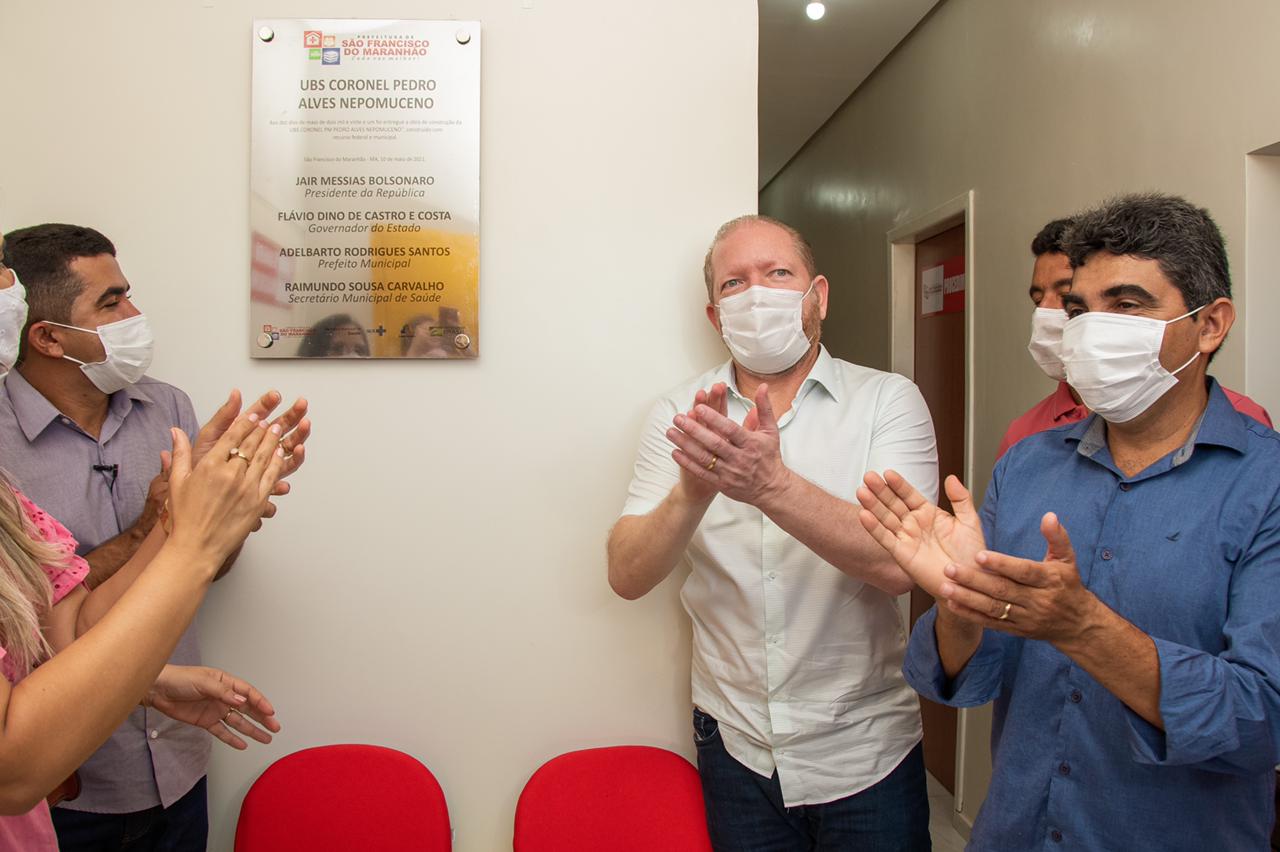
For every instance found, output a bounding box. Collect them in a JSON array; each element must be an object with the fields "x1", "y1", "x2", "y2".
[{"x1": 758, "y1": 0, "x2": 941, "y2": 189}]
